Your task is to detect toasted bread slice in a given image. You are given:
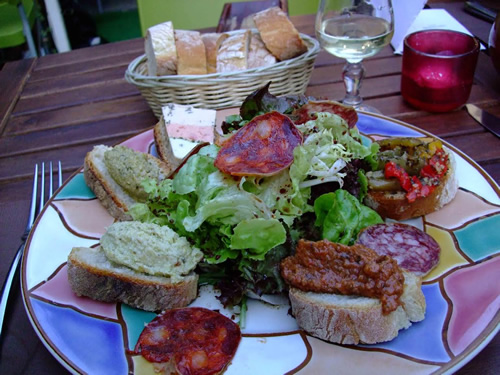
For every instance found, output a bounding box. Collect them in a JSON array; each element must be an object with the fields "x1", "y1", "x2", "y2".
[
  {"x1": 84, "y1": 145, "x2": 172, "y2": 221},
  {"x1": 153, "y1": 119, "x2": 182, "y2": 169},
  {"x1": 289, "y1": 272, "x2": 425, "y2": 345},
  {"x1": 364, "y1": 148, "x2": 458, "y2": 220},
  {"x1": 67, "y1": 246, "x2": 198, "y2": 312}
]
